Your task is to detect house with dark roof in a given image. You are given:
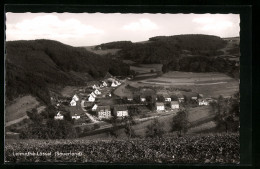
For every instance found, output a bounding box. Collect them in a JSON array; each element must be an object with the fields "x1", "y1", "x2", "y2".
[
  {"x1": 156, "y1": 102, "x2": 165, "y2": 111},
  {"x1": 113, "y1": 105, "x2": 129, "y2": 117},
  {"x1": 96, "y1": 106, "x2": 111, "y2": 119},
  {"x1": 170, "y1": 101, "x2": 179, "y2": 109}
]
